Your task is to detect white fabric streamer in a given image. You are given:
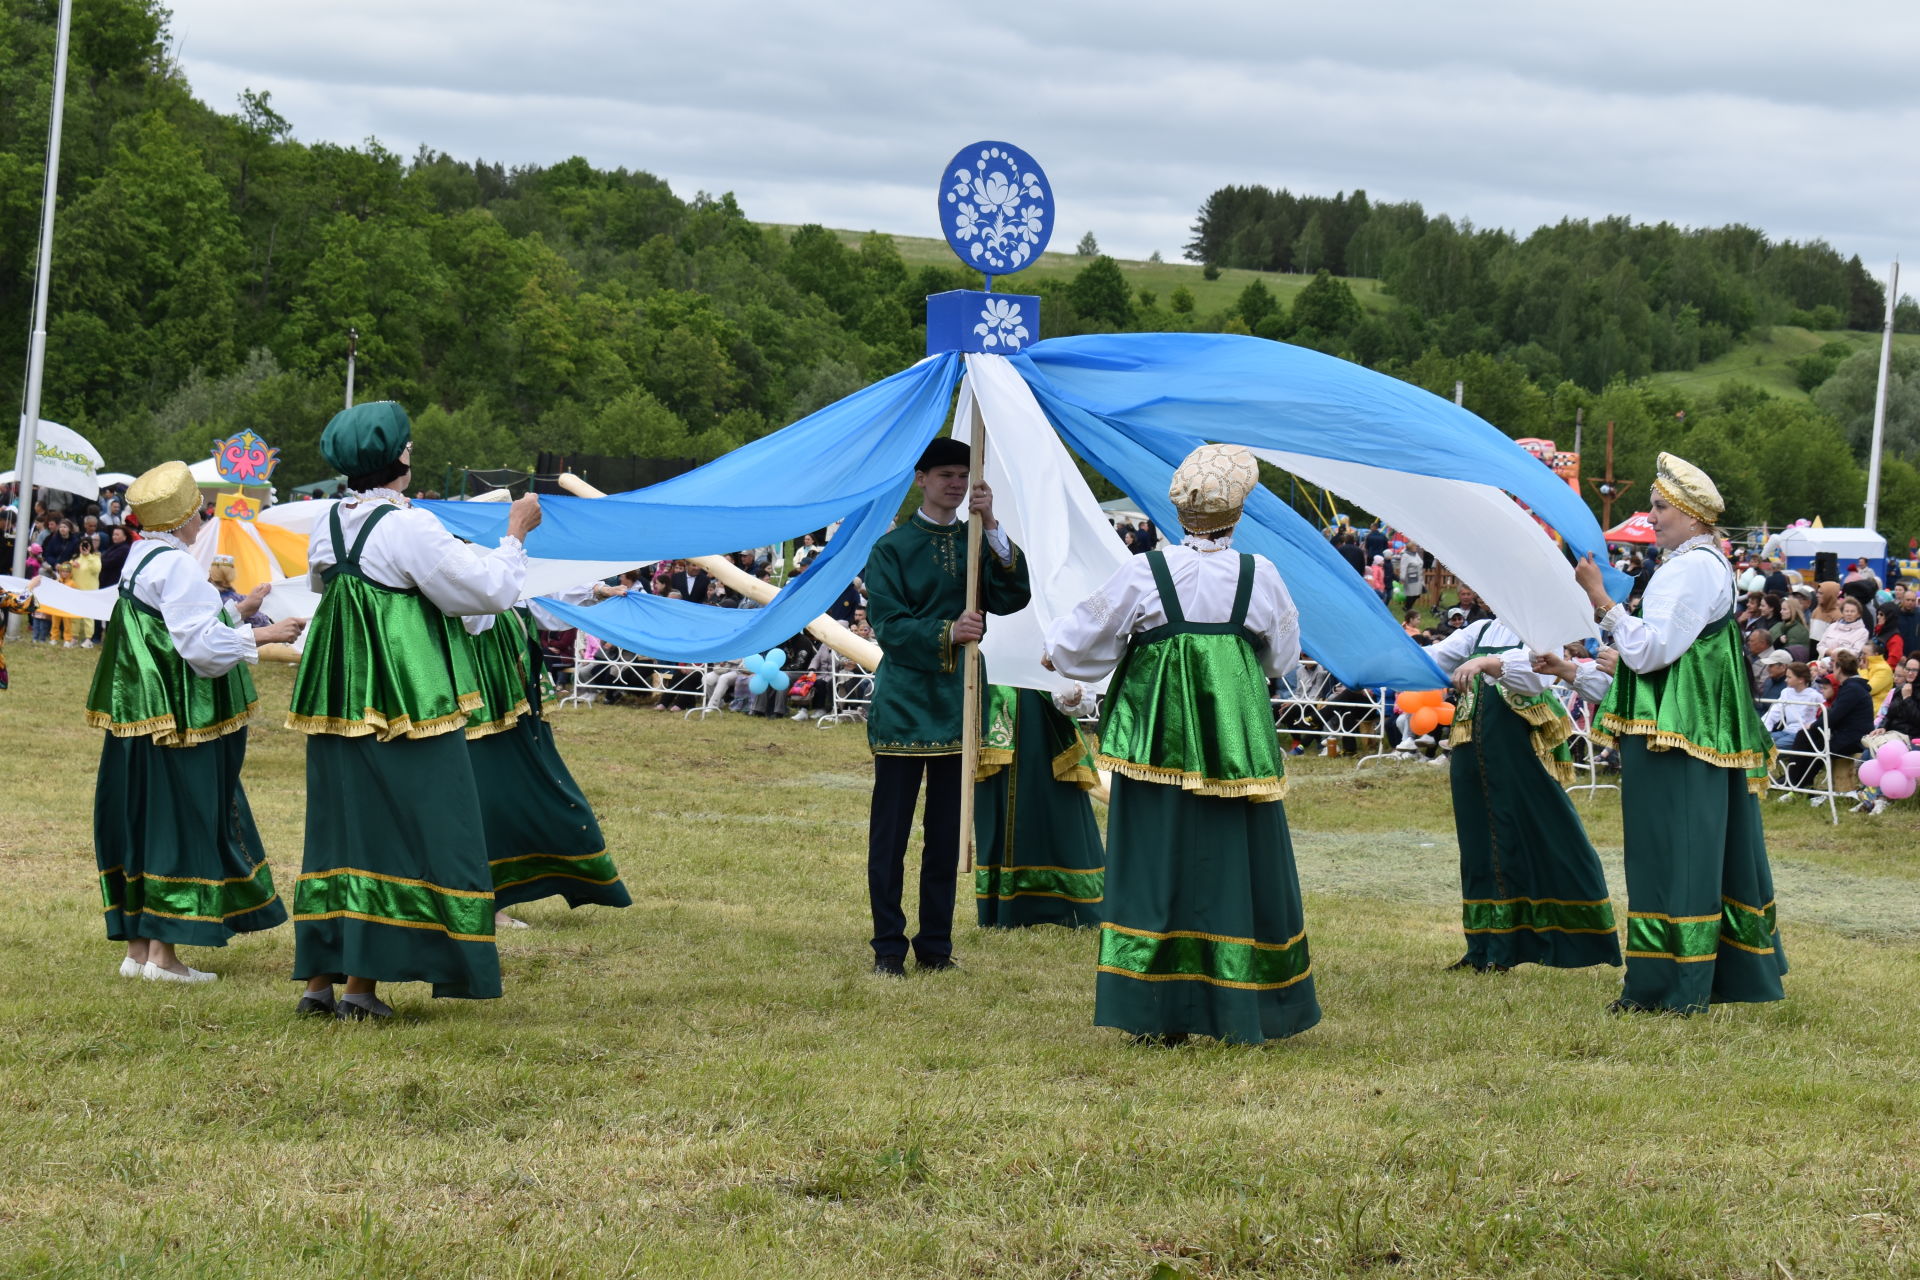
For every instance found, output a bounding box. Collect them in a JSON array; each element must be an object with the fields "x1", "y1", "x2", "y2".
[{"x1": 954, "y1": 353, "x2": 1134, "y2": 695}]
